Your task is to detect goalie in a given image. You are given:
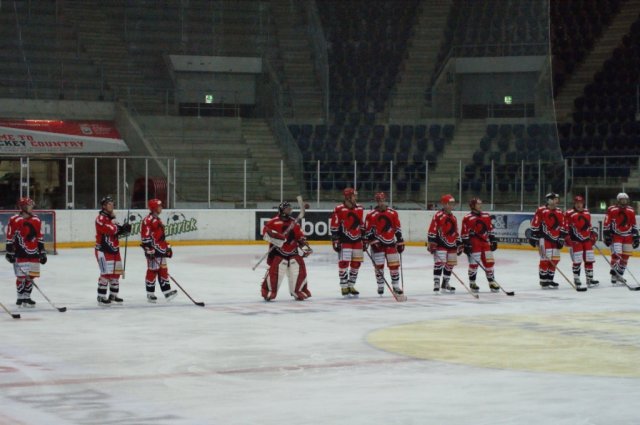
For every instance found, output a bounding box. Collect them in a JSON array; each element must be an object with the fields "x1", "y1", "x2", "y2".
[{"x1": 261, "y1": 201, "x2": 313, "y2": 301}]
